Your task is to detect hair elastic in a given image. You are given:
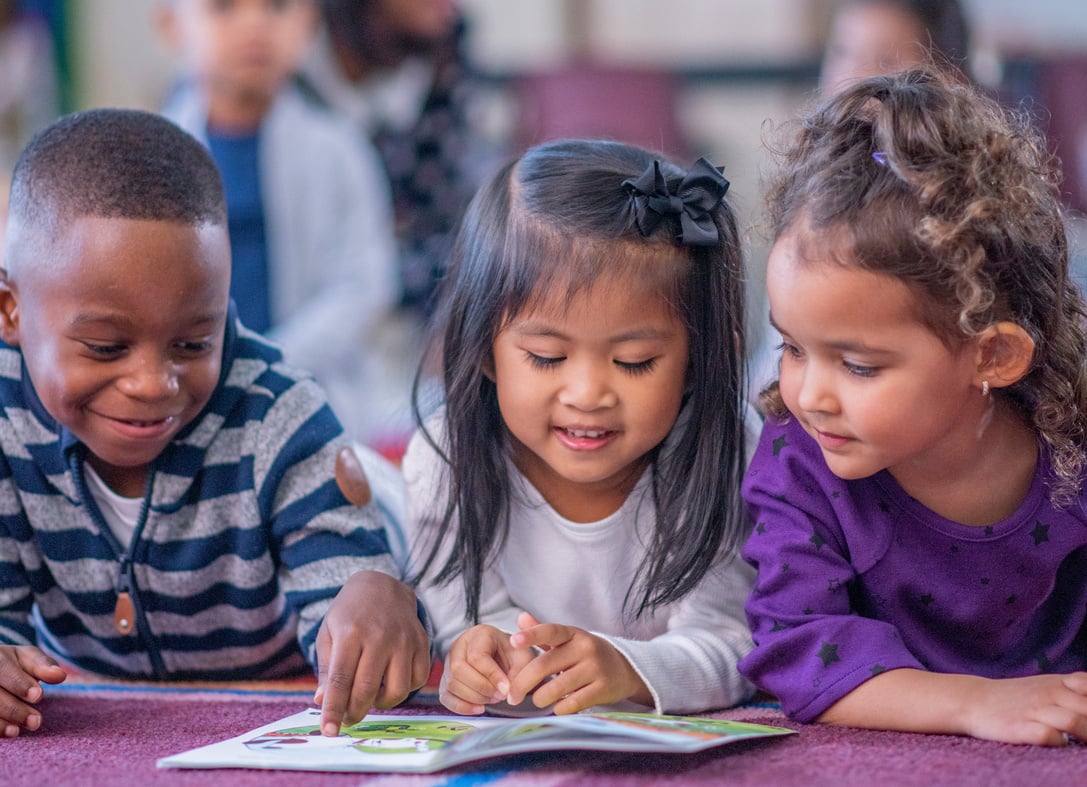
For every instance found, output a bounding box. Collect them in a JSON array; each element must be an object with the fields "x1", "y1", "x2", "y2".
[
  {"x1": 623, "y1": 158, "x2": 729, "y2": 246},
  {"x1": 872, "y1": 151, "x2": 889, "y2": 166}
]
